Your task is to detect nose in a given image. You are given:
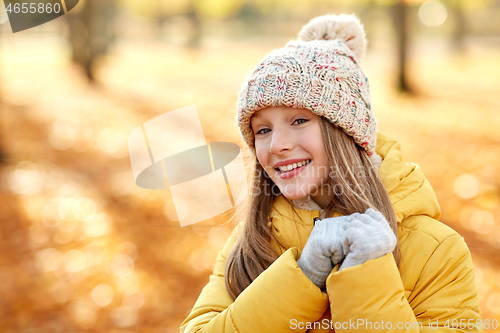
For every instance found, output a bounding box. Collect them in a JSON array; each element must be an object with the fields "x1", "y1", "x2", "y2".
[{"x1": 269, "y1": 127, "x2": 293, "y2": 155}]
